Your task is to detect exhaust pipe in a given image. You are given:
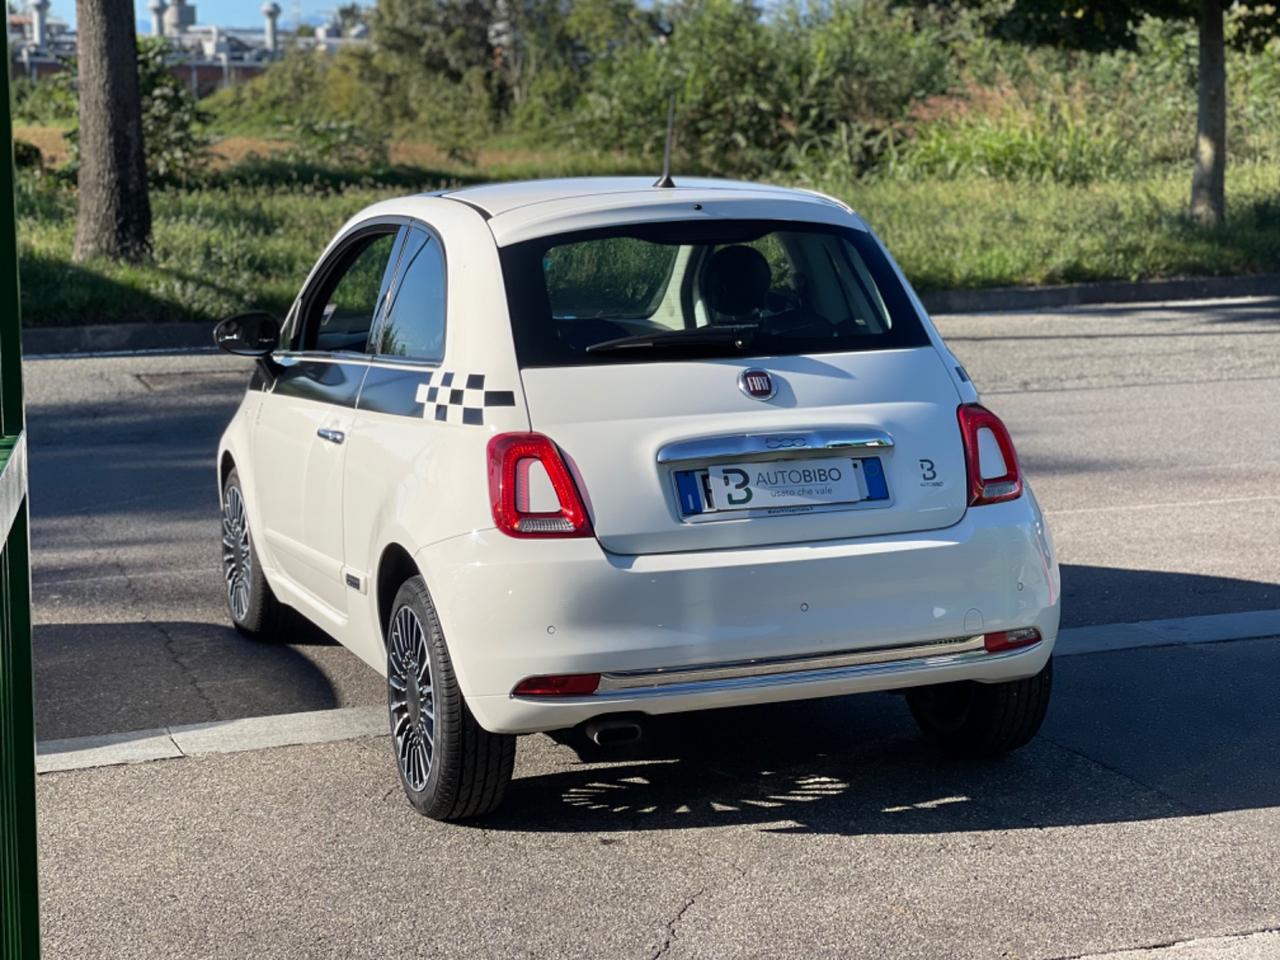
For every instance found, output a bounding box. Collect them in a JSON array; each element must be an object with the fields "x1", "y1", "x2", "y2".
[{"x1": 585, "y1": 718, "x2": 642, "y2": 747}]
